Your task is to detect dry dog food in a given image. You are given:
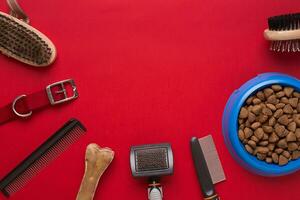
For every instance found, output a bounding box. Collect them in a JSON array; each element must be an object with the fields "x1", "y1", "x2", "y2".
[{"x1": 238, "y1": 85, "x2": 300, "y2": 165}]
